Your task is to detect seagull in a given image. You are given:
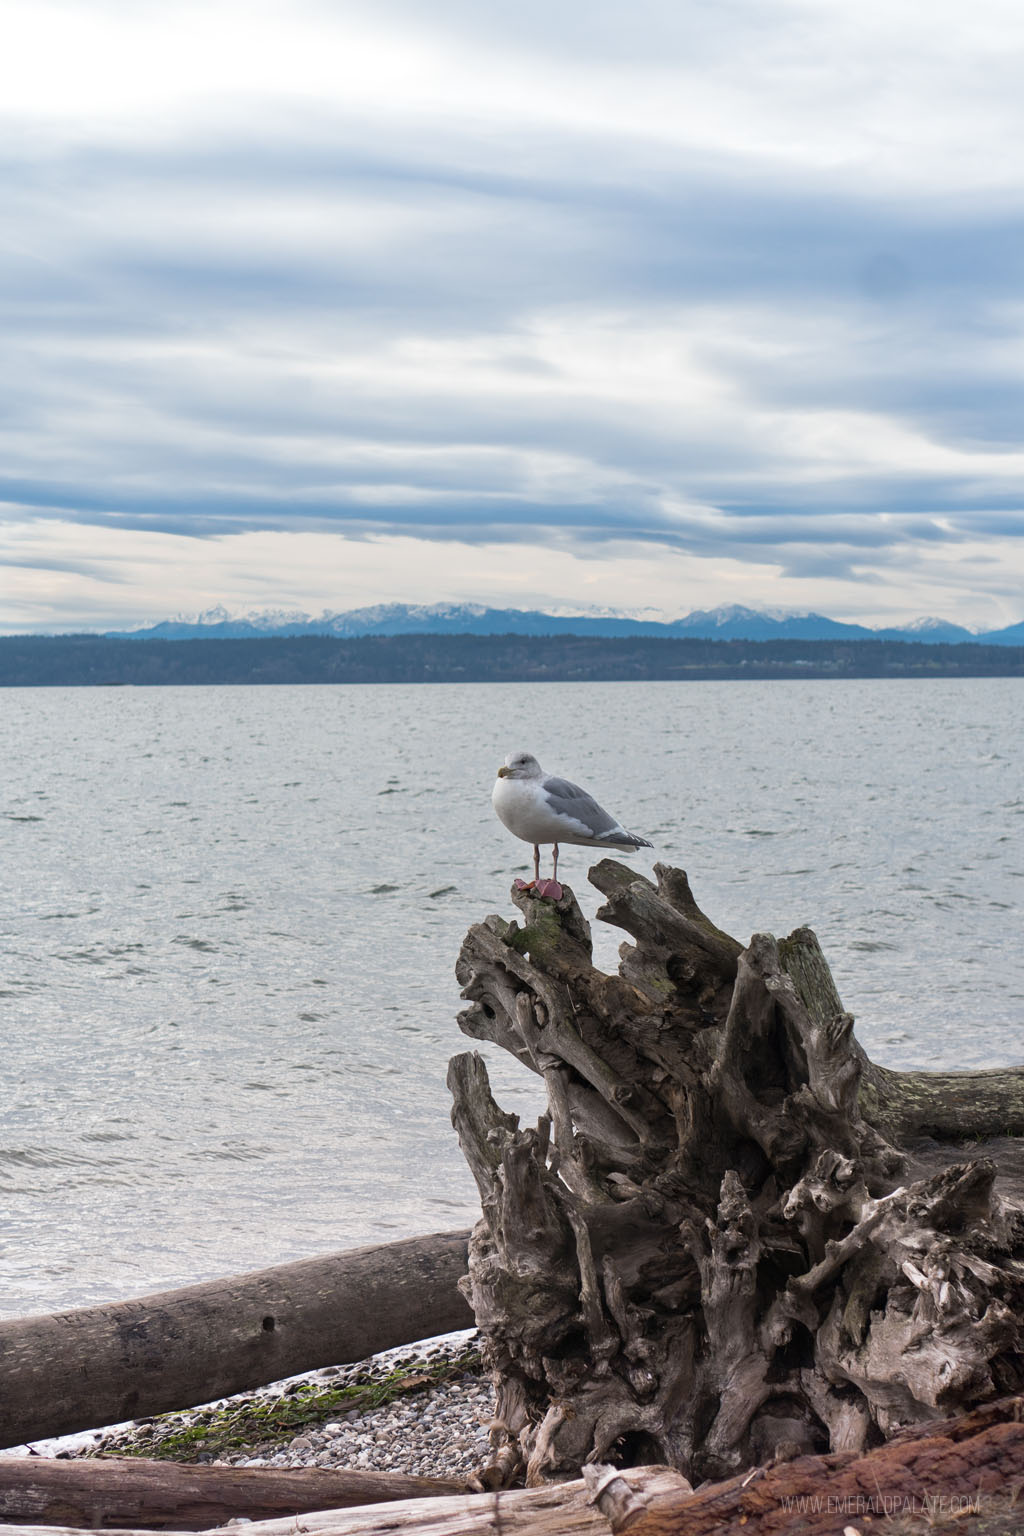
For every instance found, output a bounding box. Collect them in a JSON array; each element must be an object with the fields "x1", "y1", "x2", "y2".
[{"x1": 492, "y1": 750, "x2": 653, "y2": 897}]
